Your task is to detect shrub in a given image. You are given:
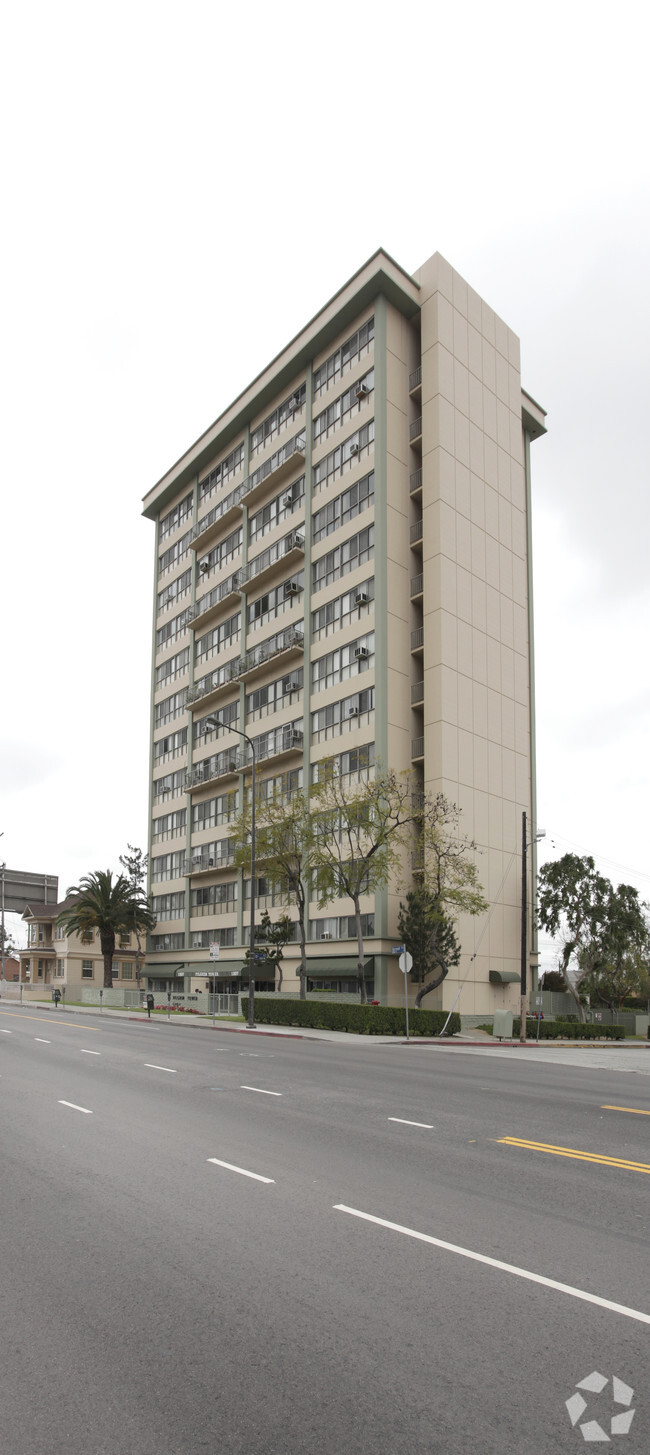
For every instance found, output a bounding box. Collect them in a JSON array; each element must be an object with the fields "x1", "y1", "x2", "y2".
[
  {"x1": 511, "y1": 1018, "x2": 625, "y2": 1041},
  {"x1": 241, "y1": 998, "x2": 461, "y2": 1037}
]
